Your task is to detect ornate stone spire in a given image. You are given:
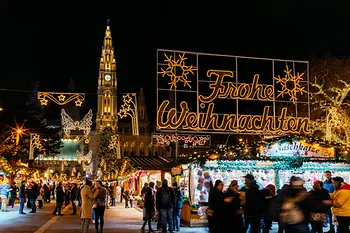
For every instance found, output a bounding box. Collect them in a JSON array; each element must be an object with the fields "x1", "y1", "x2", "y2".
[{"x1": 99, "y1": 21, "x2": 116, "y2": 72}]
